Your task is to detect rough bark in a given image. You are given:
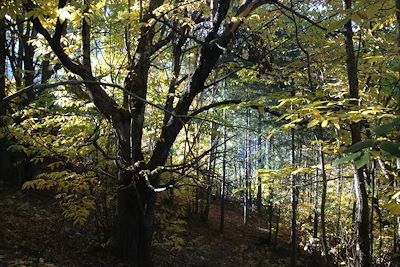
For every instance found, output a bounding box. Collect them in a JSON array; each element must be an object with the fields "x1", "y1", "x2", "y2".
[{"x1": 82, "y1": 0, "x2": 91, "y2": 72}]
